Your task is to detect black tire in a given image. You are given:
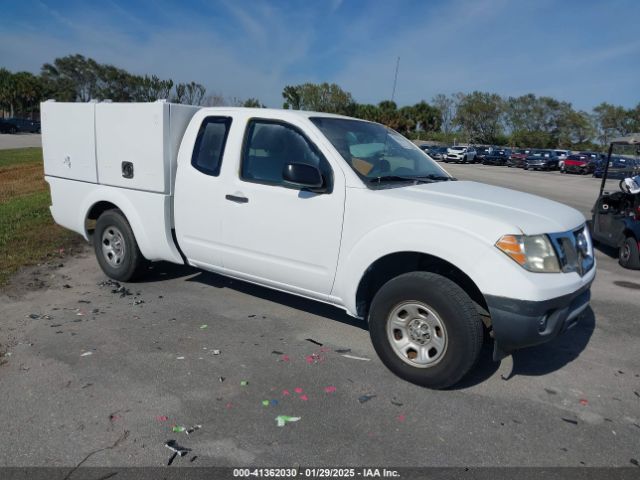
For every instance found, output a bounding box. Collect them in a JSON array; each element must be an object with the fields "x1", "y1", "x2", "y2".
[
  {"x1": 462, "y1": 156, "x2": 467, "y2": 163},
  {"x1": 368, "y1": 272, "x2": 483, "y2": 389},
  {"x1": 619, "y1": 236, "x2": 640, "y2": 270},
  {"x1": 9, "y1": 126, "x2": 17, "y2": 134},
  {"x1": 93, "y1": 209, "x2": 147, "y2": 281}
]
